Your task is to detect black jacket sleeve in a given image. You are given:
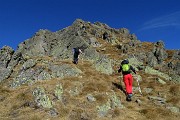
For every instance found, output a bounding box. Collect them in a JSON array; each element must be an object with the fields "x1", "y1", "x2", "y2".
[{"x1": 130, "y1": 65, "x2": 136, "y2": 74}]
